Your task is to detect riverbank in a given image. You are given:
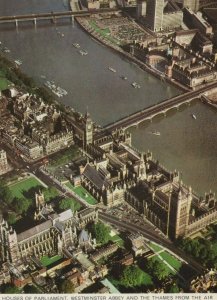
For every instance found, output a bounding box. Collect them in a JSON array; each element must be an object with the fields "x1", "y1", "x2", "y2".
[
  {"x1": 75, "y1": 16, "x2": 189, "y2": 93},
  {"x1": 0, "y1": 52, "x2": 66, "y2": 112},
  {"x1": 201, "y1": 94, "x2": 217, "y2": 110}
]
